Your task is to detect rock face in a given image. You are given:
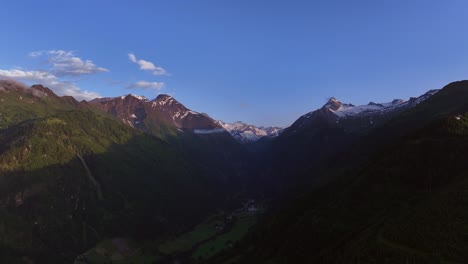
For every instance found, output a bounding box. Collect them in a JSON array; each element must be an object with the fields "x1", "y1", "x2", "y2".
[
  {"x1": 89, "y1": 94, "x2": 223, "y2": 134},
  {"x1": 150, "y1": 94, "x2": 221, "y2": 130},
  {"x1": 217, "y1": 120, "x2": 283, "y2": 143},
  {"x1": 283, "y1": 89, "x2": 439, "y2": 137},
  {"x1": 31, "y1": 84, "x2": 60, "y2": 98},
  {"x1": 90, "y1": 94, "x2": 149, "y2": 128}
]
